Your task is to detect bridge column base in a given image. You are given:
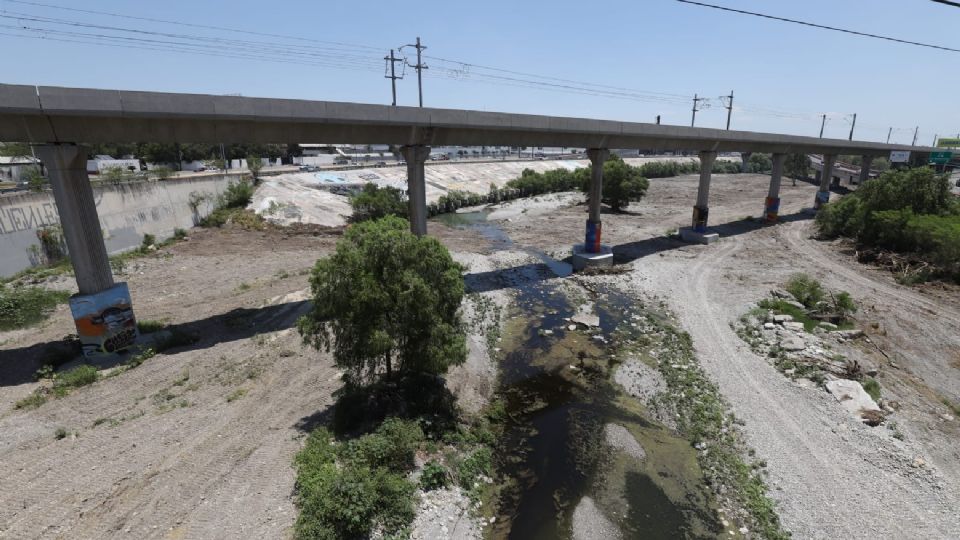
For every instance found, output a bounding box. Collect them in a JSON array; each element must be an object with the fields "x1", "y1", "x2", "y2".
[
  {"x1": 813, "y1": 190, "x2": 830, "y2": 210},
  {"x1": 572, "y1": 243, "x2": 613, "y2": 271},
  {"x1": 679, "y1": 227, "x2": 719, "y2": 245},
  {"x1": 764, "y1": 197, "x2": 781, "y2": 223}
]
